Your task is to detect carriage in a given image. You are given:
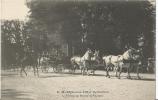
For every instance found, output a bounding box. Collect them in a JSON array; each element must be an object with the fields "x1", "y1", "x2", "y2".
[{"x1": 39, "y1": 54, "x2": 72, "y2": 73}]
